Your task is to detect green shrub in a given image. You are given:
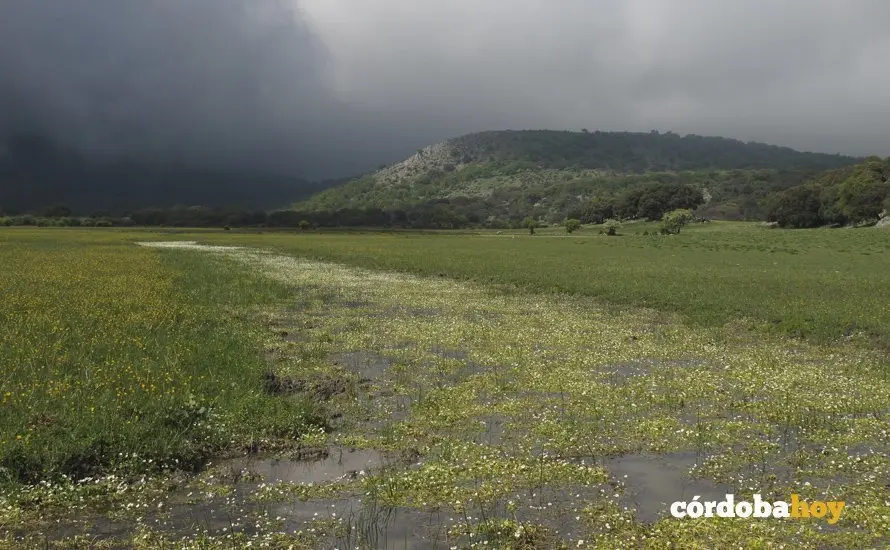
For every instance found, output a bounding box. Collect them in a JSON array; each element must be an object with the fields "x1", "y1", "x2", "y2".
[
  {"x1": 660, "y1": 209, "x2": 695, "y2": 234},
  {"x1": 524, "y1": 217, "x2": 539, "y2": 235},
  {"x1": 564, "y1": 218, "x2": 581, "y2": 233},
  {"x1": 602, "y1": 219, "x2": 620, "y2": 236}
]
